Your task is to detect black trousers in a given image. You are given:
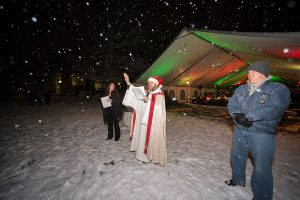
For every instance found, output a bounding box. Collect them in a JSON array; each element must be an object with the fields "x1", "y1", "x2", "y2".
[{"x1": 106, "y1": 114, "x2": 120, "y2": 141}]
